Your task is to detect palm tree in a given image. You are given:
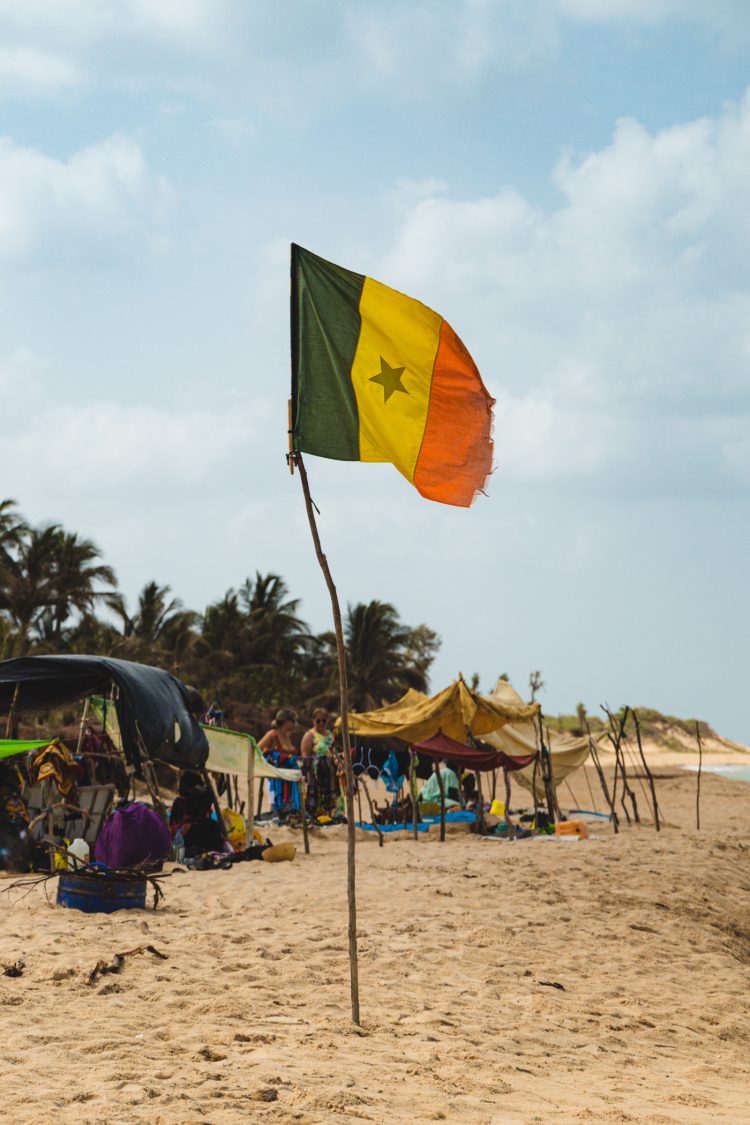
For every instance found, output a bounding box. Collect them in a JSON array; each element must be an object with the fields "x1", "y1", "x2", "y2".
[
  {"x1": 39, "y1": 529, "x2": 117, "y2": 644},
  {"x1": 109, "y1": 581, "x2": 199, "y2": 669},
  {"x1": 334, "y1": 600, "x2": 440, "y2": 711},
  {"x1": 238, "y1": 572, "x2": 309, "y2": 668},
  {"x1": 0, "y1": 499, "x2": 26, "y2": 571},
  {"x1": 1, "y1": 524, "x2": 61, "y2": 652}
]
